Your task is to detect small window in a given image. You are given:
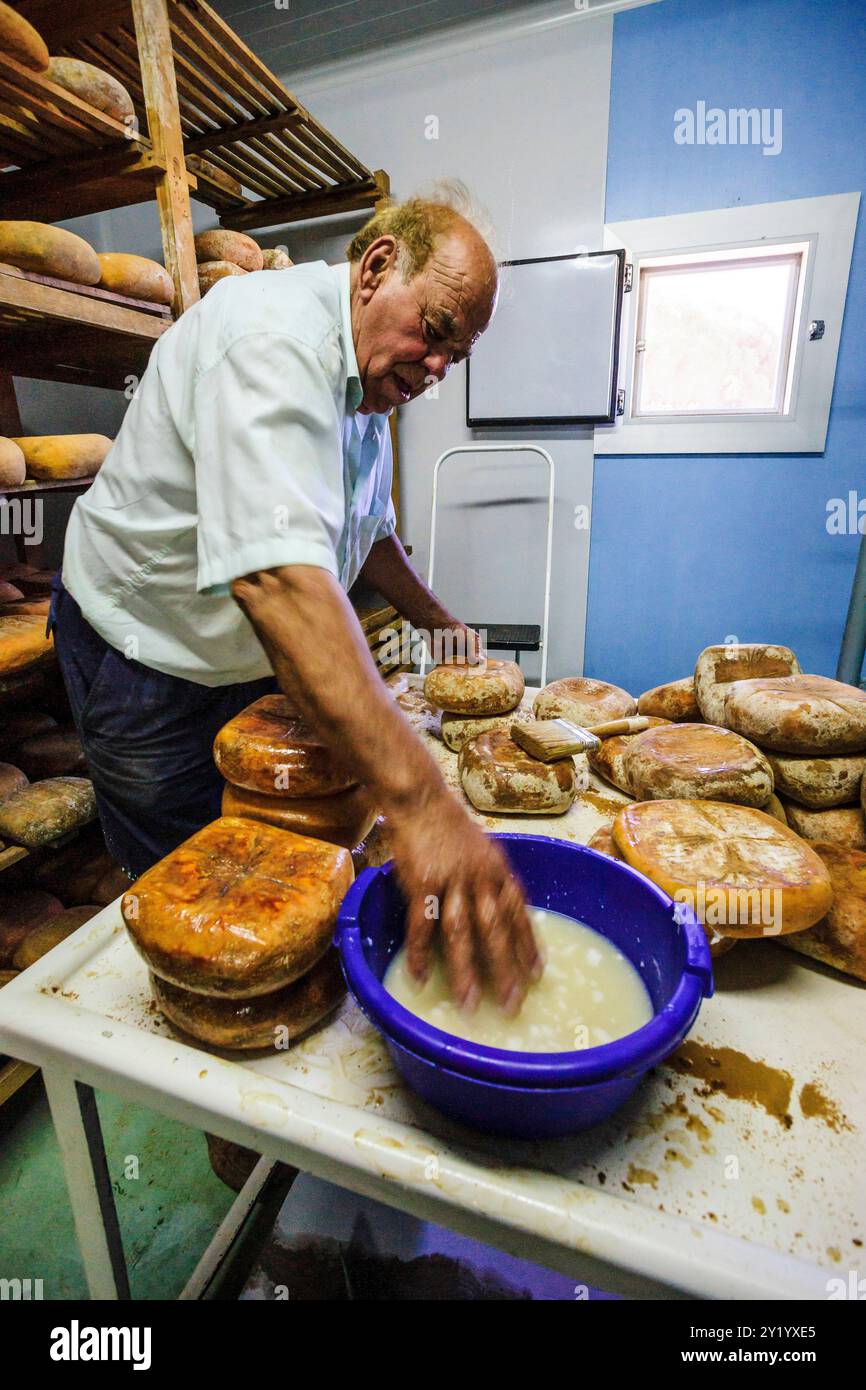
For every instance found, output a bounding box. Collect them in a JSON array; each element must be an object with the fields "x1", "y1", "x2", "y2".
[{"x1": 632, "y1": 242, "x2": 809, "y2": 419}]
